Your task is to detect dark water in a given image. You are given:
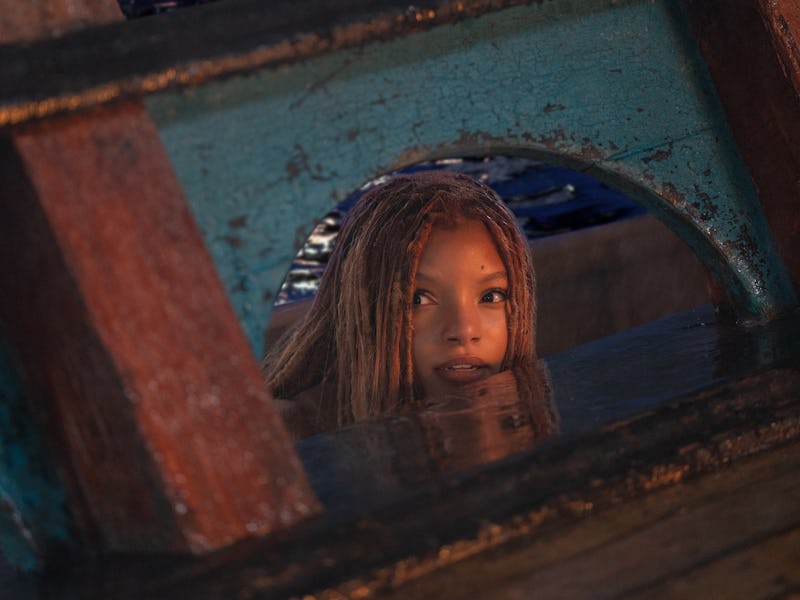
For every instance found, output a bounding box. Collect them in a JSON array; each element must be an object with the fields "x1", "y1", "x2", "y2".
[
  {"x1": 297, "y1": 303, "x2": 800, "y2": 515},
  {"x1": 276, "y1": 156, "x2": 645, "y2": 304}
]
